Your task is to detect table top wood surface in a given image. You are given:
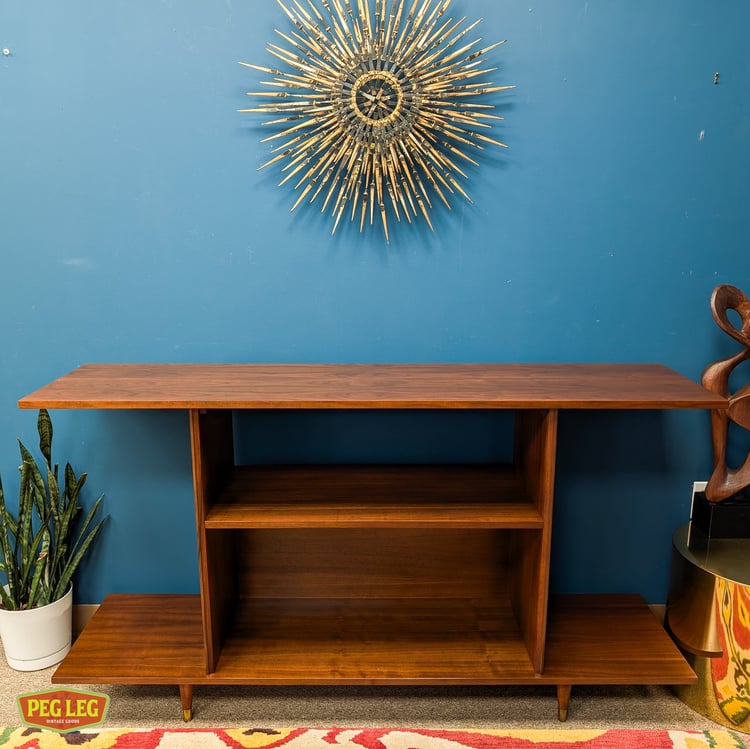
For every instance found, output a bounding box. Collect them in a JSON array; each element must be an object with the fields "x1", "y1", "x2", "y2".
[{"x1": 18, "y1": 362, "x2": 724, "y2": 410}]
